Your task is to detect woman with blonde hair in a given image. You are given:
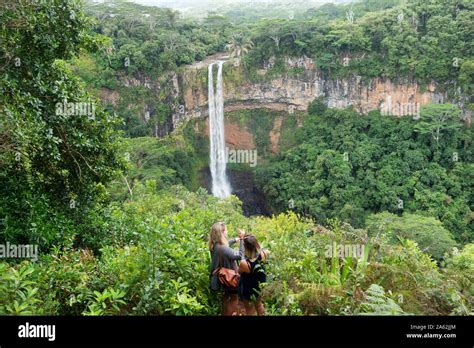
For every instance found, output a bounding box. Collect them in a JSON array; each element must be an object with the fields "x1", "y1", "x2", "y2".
[{"x1": 208, "y1": 222, "x2": 245, "y2": 316}]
